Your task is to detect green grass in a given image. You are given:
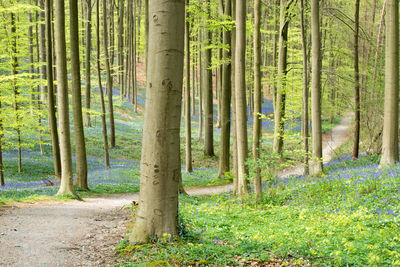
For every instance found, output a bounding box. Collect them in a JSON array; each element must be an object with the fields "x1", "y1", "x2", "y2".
[{"x1": 116, "y1": 153, "x2": 400, "y2": 266}]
